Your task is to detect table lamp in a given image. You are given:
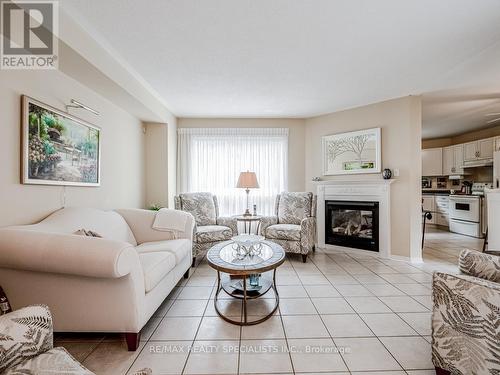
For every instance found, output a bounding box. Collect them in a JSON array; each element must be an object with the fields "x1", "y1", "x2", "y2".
[{"x1": 236, "y1": 171, "x2": 259, "y2": 216}]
